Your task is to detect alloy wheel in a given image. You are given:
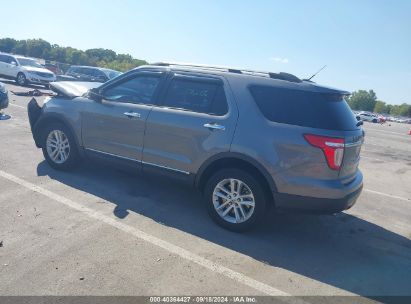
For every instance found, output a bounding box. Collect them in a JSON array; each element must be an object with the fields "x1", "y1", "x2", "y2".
[
  {"x1": 46, "y1": 130, "x2": 70, "y2": 164},
  {"x1": 212, "y1": 178, "x2": 255, "y2": 224},
  {"x1": 17, "y1": 74, "x2": 26, "y2": 85}
]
